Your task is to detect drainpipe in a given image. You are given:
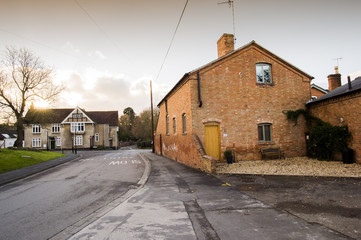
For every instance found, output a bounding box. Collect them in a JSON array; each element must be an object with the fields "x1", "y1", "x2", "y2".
[{"x1": 197, "y1": 72, "x2": 203, "y2": 108}]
